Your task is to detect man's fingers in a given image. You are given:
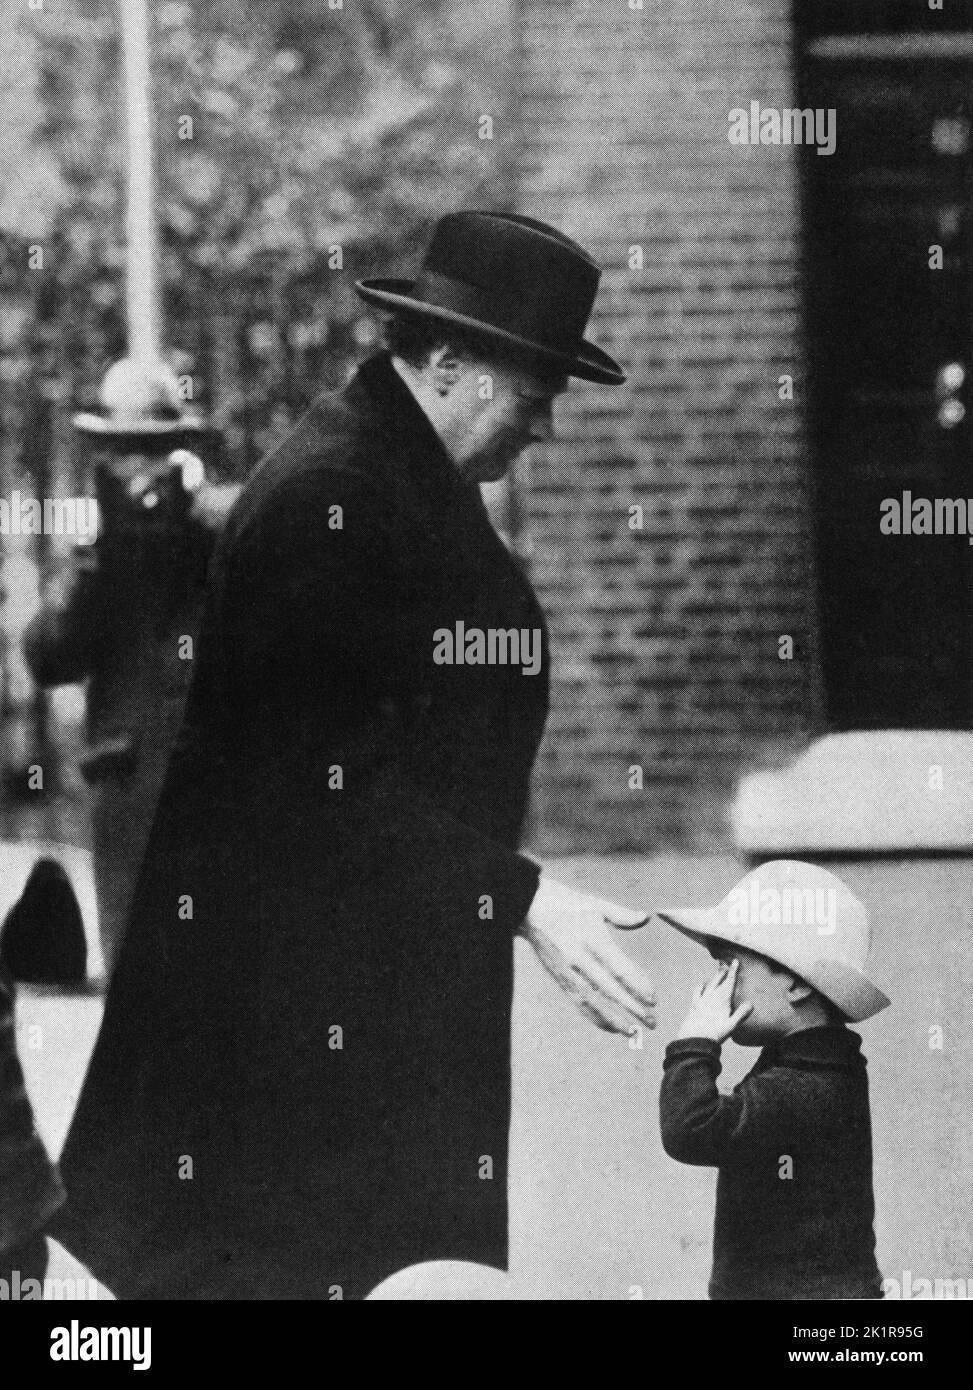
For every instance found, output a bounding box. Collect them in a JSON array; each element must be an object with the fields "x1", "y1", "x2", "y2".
[
  {"x1": 568, "y1": 957, "x2": 656, "y2": 1029},
  {"x1": 572, "y1": 991, "x2": 639, "y2": 1034},
  {"x1": 583, "y1": 964, "x2": 657, "y2": 1029},
  {"x1": 729, "y1": 1002, "x2": 753, "y2": 1028},
  {"x1": 588, "y1": 940, "x2": 658, "y2": 1009},
  {"x1": 580, "y1": 1002, "x2": 636, "y2": 1034},
  {"x1": 547, "y1": 957, "x2": 636, "y2": 1033}
]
